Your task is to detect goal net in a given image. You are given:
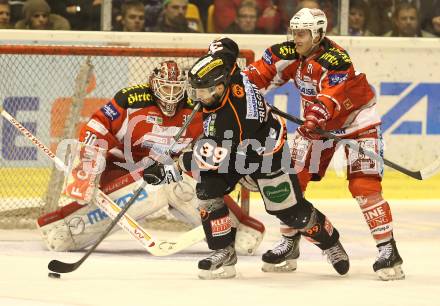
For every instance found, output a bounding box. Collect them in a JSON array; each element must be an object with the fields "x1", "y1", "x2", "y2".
[{"x1": 0, "y1": 44, "x2": 253, "y2": 229}]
